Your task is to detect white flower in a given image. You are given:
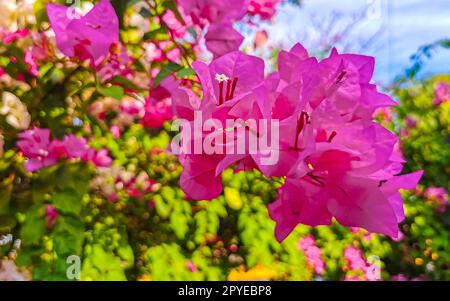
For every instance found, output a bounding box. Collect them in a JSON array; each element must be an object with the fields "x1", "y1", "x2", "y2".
[
  {"x1": 0, "y1": 0, "x2": 36, "y2": 31},
  {"x1": 1, "y1": 92, "x2": 31, "y2": 130}
]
